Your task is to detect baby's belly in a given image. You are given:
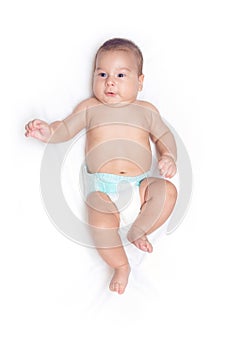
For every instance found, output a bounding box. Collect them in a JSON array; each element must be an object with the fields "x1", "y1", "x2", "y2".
[
  {"x1": 85, "y1": 139, "x2": 152, "y2": 176},
  {"x1": 95, "y1": 159, "x2": 148, "y2": 175}
]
